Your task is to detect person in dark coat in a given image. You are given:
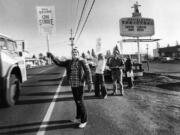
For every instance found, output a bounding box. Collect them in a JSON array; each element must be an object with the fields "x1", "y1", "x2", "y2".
[
  {"x1": 125, "y1": 55, "x2": 134, "y2": 88},
  {"x1": 108, "y1": 50, "x2": 124, "y2": 96},
  {"x1": 47, "y1": 47, "x2": 93, "y2": 128}
]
